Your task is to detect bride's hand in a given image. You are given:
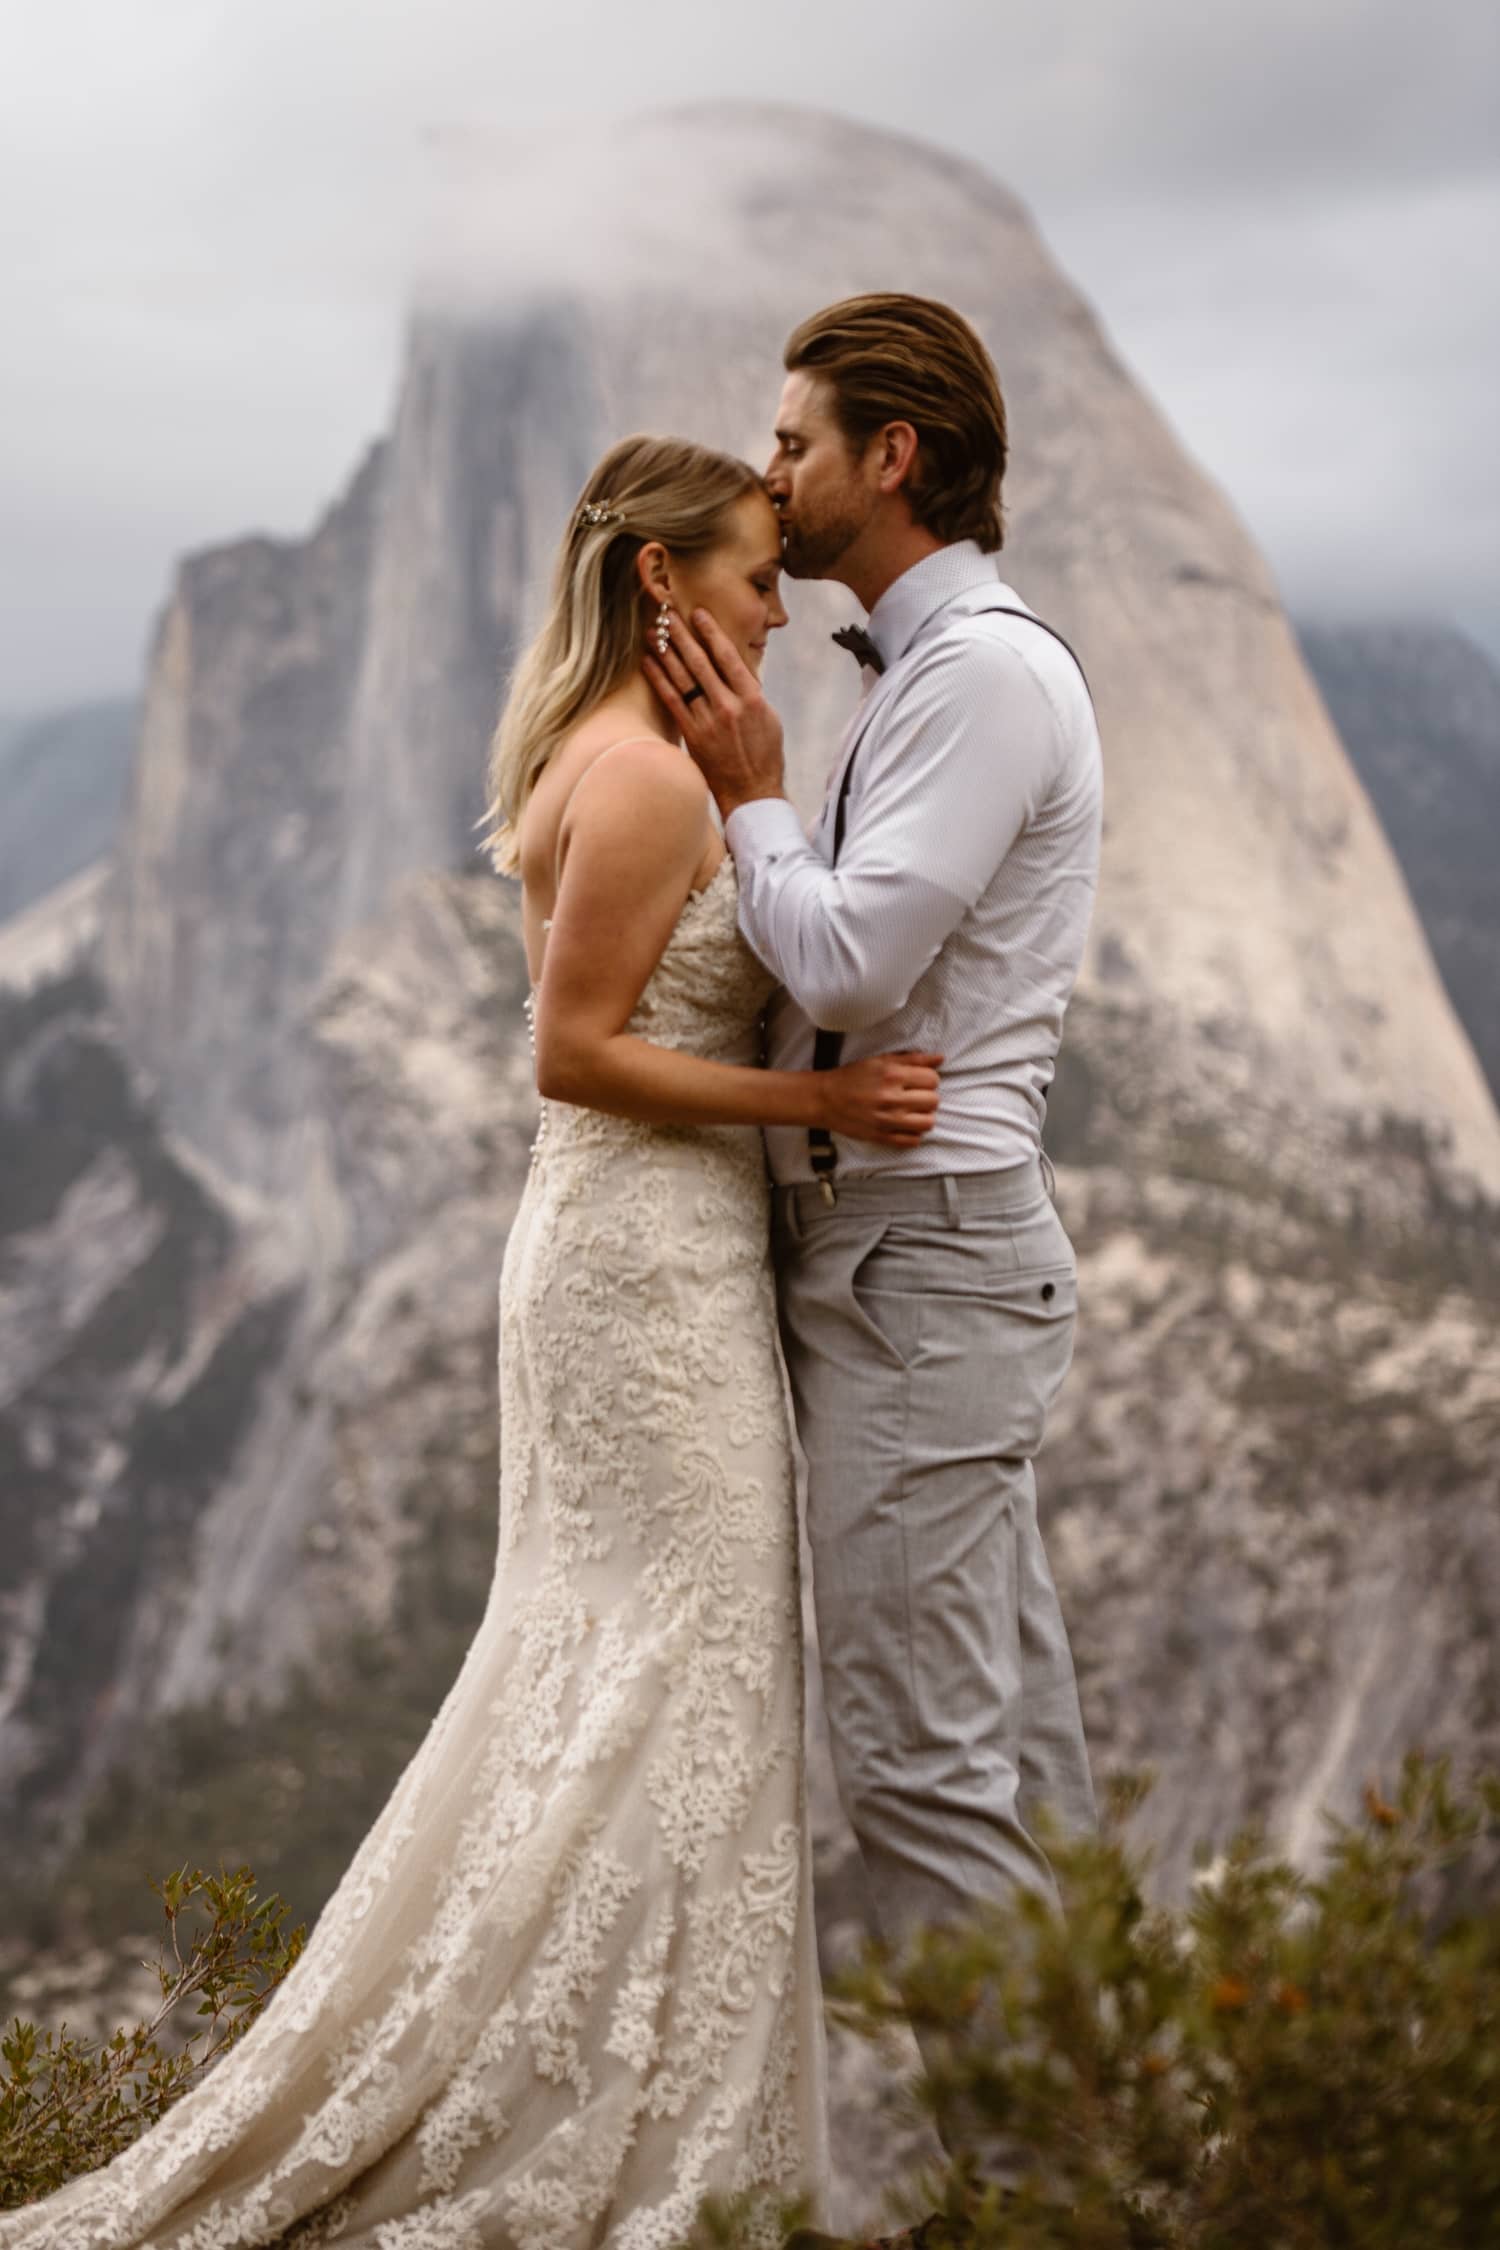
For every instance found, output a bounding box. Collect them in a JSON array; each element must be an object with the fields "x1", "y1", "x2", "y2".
[{"x1": 818, "y1": 1052, "x2": 943, "y2": 1147}]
